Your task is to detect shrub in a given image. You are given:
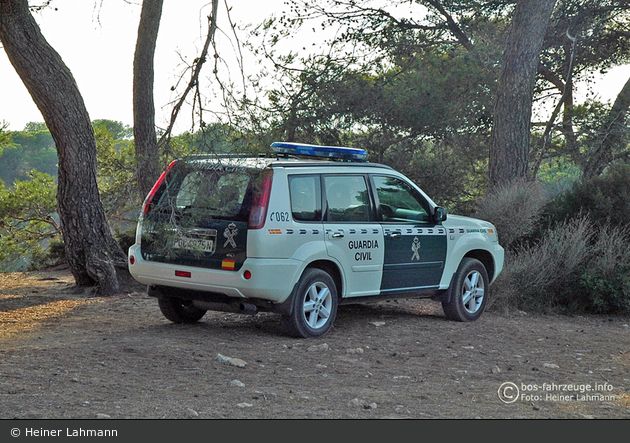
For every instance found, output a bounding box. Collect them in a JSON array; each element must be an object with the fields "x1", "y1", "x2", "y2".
[
  {"x1": 490, "y1": 216, "x2": 630, "y2": 315},
  {"x1": 545, "y1": 163, "x2": 630, "y2": 229},
  {"x1": 568, "y1": 224, "x2": 630, "y2": 314},
  {"x1": 27, "y1": 238, "x2": 64, "y2": 271},
  {"x1": 473, "y1": 178, "x2": 547, "y2": 251},
  {"x1": 489, "y1": 216, "x2": 592, "y2": 313}
]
